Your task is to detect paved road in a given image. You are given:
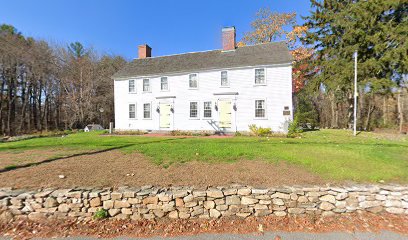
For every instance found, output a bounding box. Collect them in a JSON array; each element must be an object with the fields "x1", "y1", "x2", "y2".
[{"x1": 3, "y1": 231, "x2": 403, "y2": 240}]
